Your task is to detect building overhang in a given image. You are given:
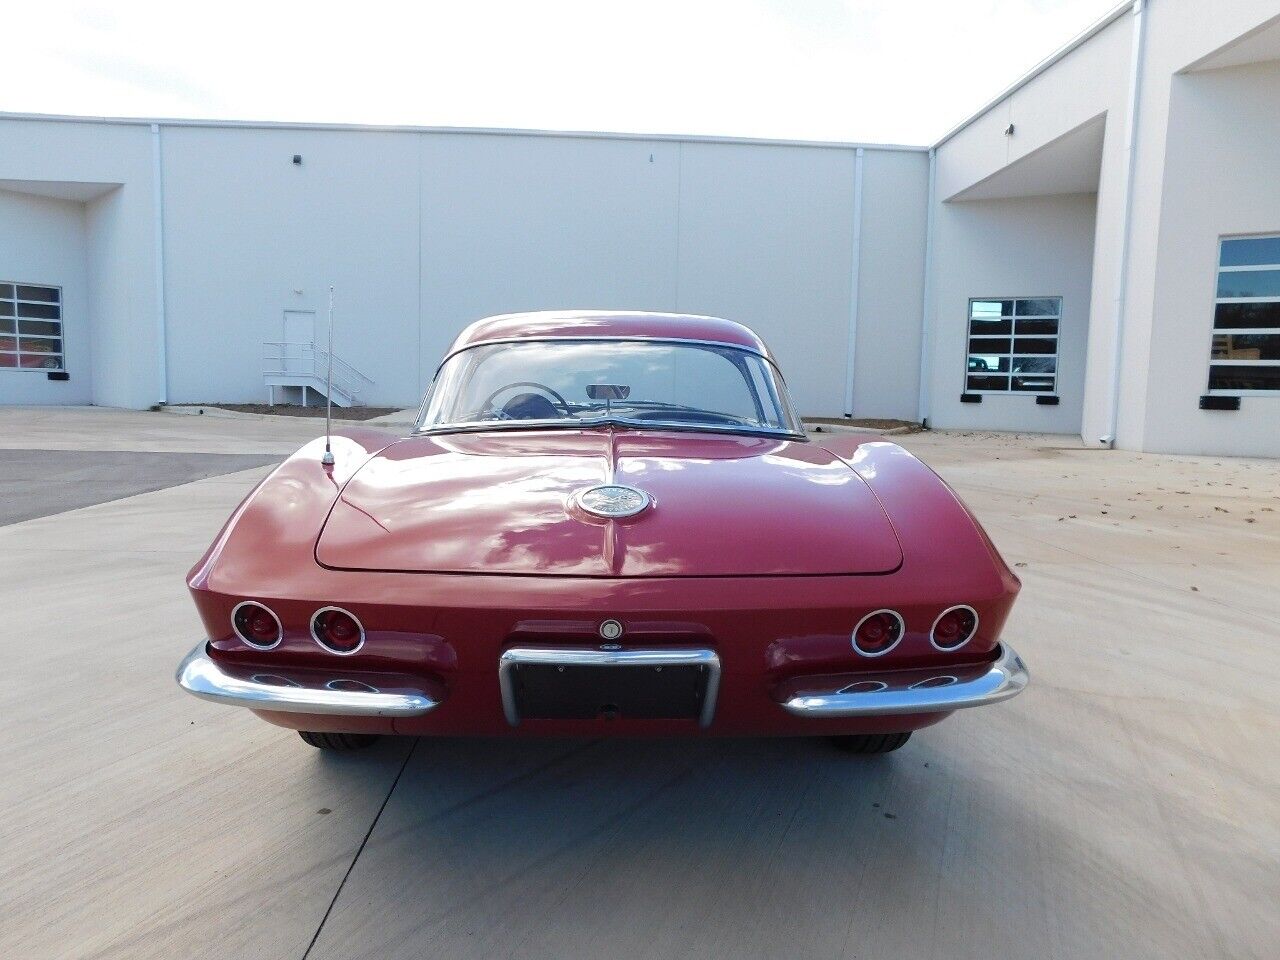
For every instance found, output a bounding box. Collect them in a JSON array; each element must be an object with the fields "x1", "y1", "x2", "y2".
[
  {"x1": 1183, "y1": 11, "x2": 1280, "y2": 72},
  {"x1": 944, "y1": 113, "x2": 1105, "y2": 203},
  {"x1": 0, "y1": 179, "x2": 121, "y2": 202}
]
